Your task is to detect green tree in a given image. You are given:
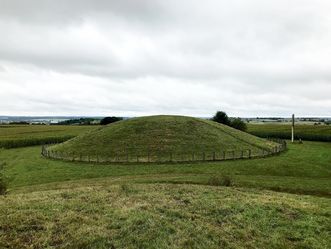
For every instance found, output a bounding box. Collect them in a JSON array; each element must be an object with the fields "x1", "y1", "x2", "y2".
[
  {"x1": 100, "y1": 116, "x2": 123, "y2": 125},
  {"x1": 212, "y1": 111, "x2": 230, "y2": 125}
]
